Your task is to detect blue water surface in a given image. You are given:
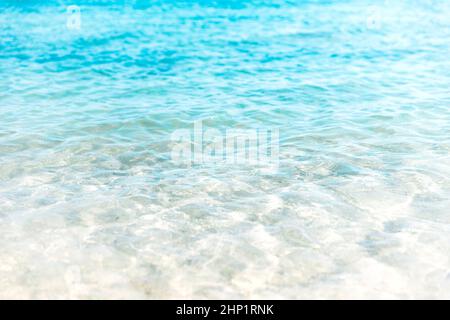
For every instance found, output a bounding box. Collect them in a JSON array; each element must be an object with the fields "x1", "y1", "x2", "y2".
[{"x1": 0, "y1": 0, "x2": 449, "y2": 298}]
